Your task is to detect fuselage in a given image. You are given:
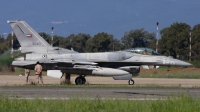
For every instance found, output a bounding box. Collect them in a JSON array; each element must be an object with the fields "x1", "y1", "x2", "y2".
[{"x1": 22, "y1": 50, "x2": 191, "y2": 71}]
